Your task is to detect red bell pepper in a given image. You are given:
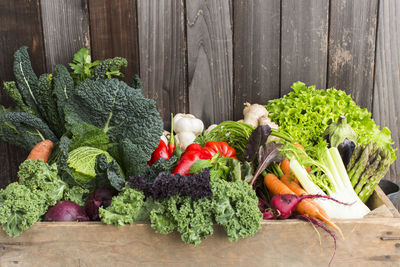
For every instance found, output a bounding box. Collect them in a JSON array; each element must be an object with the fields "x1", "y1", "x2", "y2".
[
  {"x1": 203, "y1": 141, "x2": 237, "y2": 158},
  {"x1": 172, "y1": 141, "x2": 237, "y2": 176}
]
